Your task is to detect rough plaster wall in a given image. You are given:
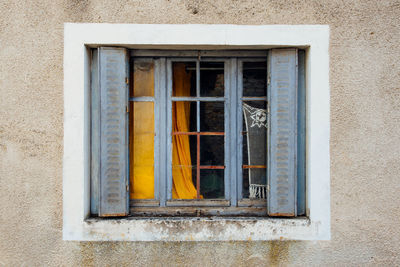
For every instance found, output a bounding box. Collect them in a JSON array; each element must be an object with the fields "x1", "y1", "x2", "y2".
[{"x1": 0, "y1": 0, "x2": 399, "y2": 266}]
